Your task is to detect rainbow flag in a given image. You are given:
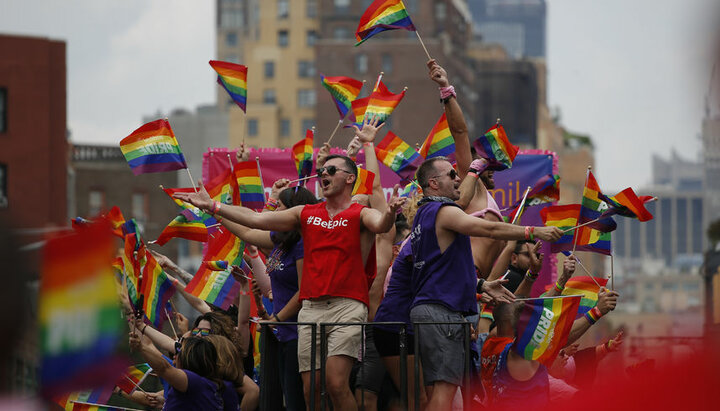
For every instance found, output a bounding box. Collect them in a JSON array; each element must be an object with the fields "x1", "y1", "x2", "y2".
[
  {"x1": 234, "y1": 160, "x2": 265, "y2": 210},
  {"x1": 472, "y1": 124, "x2": 519, "y2": 170},
  {"x1": 40, "y1": 222, "x2": 127, "y2": 398},
  {"x1": 54, "y1": 386, "x2": 114, "y2": 411},
  {"x1": 190, "y1": 229, "x2": 246, "y2": 309},
  {"x1": 292, "y1": 129, "x2": 314, "y2": 181},
  {"x1": 119, "y1": 119, "x2": 187, "y2": 176},
  {"x1": 600, "y1": 187, "x2": 654, "y2": 221},
  {"x1": 186, "y1": 258, "x2": 242, "y2": 310},
  {"x1": 204, "y1": 167, "x2": 241, "y2": 206},
  {"x1": 121, "y1": 234, "x2": 141, "y2": 310},
  {"x1": 154, "y1": 207, "x2": 209, "y2": 246},
  {"x1": 543, "y1": 276, "x2": 608, "y2": 318},
  {"x1": 419, "y1": 113, "x2": 454, "y2": 159},
  {"x1": 348, "y1": 95, "x2": 371, "y2": 126},
  {"x1": 103, "y1": 206, "x2": 126, "y2": 238},
  {"x1": 206, "y1": 260, "x2": 229, "y2": 271},
  {"x1": 321, "y1": 74, "x2": 364, "y2": 118},
  {"x1": 374, "y1": 131, "x2": 423, "y2": 181},
  {"x1": 541, "y1": 204, "x2": 612, "y2": 255},
  {"x1": 138, "y1": 248, "x2": 175, "y2": 327},
  {"x1": 352, "y1": 168, "x2": 375, "y2": 195},
  {"x1": 359, "y1": 81, "x2": 405, "y2": 127},
  {"x1": 355, "y1": 0, "x2": 416, "y2": 45},
  {"x1": 210, "y1": 60, "x2": 248, "y2": 112},
  {"x1": 579, "y1": 170, "x2": 616, "y2": 233},
  {"x1": 400, "y1": 180, "x2": 422, "y2": 198},
  {"x1": 504, "y1": 174, "x2": 560, "y2": 223},
  {"x1": 514, "y1": 296, "x2": 581, "y2": 366},
  {"x1": 114, "y1": 363, "x2": 152, "y2": 395}
]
